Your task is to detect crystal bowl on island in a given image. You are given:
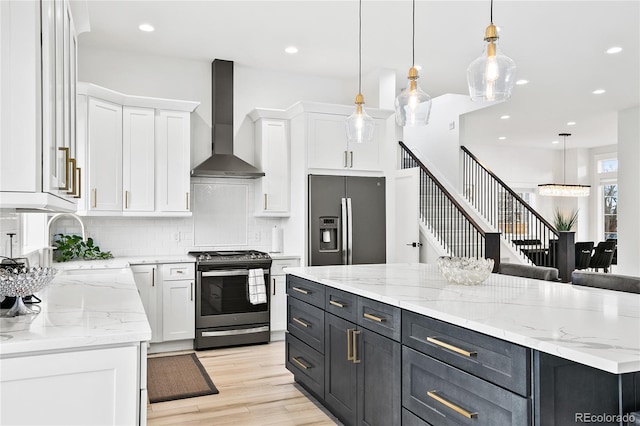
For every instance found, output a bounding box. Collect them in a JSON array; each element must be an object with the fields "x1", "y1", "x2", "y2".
[{"x1": 437, "y1": 256, "x2": 494, "y2": 286}]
